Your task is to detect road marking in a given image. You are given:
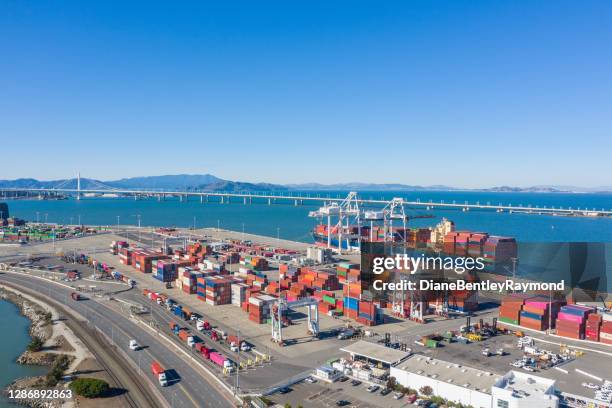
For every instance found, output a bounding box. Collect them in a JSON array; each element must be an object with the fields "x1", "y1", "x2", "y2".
[
  {"x1": 133, "y1": 315, "x2": 239, "y2": 405},
  {"x1": 575, "y1": 369, "x2": 603, "y2": 382}
]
